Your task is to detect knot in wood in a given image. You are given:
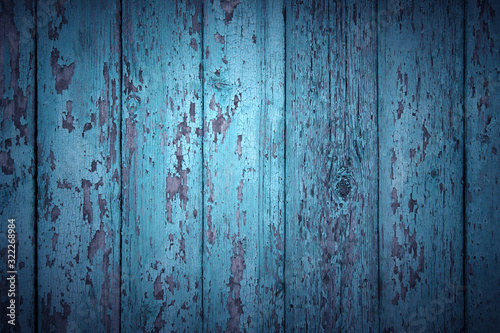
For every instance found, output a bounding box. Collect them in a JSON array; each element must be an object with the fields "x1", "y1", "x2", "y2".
[{"x1": 336, "y1": 175, "x2": 352, "y2": 199}]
